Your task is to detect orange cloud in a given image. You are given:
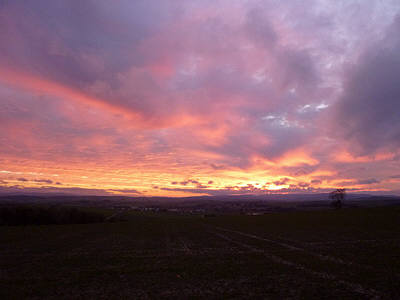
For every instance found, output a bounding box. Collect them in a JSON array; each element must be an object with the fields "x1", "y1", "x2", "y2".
[
  {"x1": 0, "y1": 68, "x2": 203, "y2": 130},
  {"x1": 275, "y1": 148, "x2": 319, "y2": 167},
  {"x1": 334, "y1": 150, "x2": 396, "y2": 163}
]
